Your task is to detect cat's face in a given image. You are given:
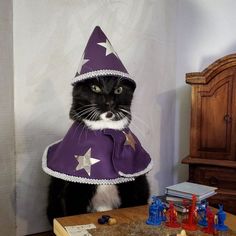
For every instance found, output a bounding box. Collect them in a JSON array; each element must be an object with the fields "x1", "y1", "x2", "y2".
[{"x1": 70, "y1": 76, "x2": 136, "y2": 130}]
